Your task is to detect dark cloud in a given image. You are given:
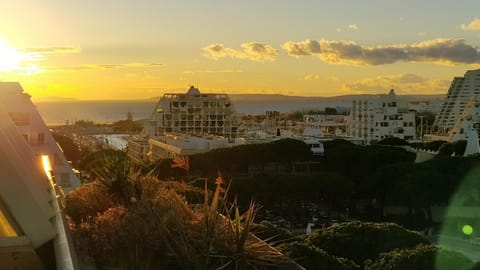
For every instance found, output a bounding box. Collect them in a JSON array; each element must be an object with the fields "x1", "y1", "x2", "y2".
[{"x1": 283, "y1": 38, "x2": 480, "y2": 65}]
